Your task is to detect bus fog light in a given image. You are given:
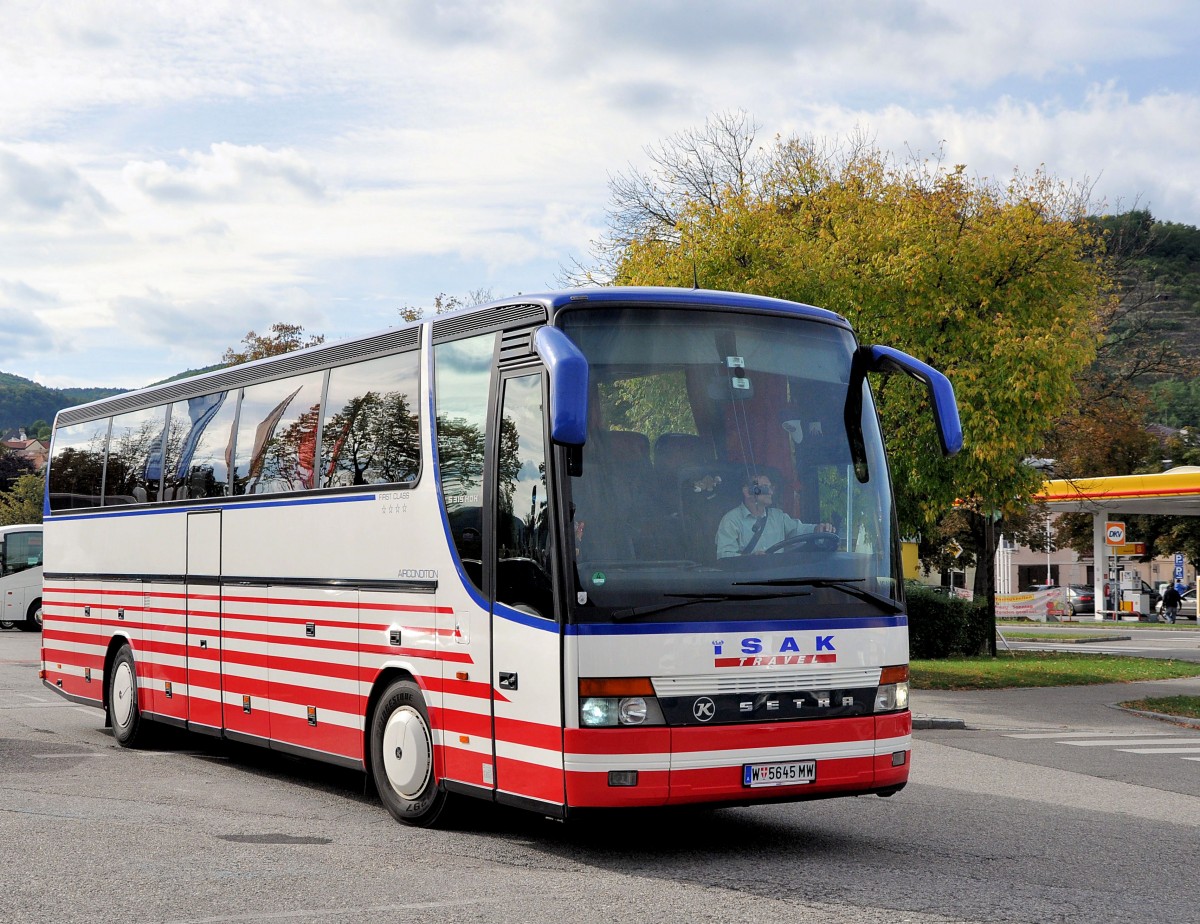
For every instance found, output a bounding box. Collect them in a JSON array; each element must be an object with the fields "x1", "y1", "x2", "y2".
[
  {"x1": 608, "y1": 770, "x2": 639, "y2": 787},
  {"x1": 874, "y1": 681, "x2": 909, "y2": 712},
  {"x1": 618, "y1": 697, "x2": 648, "y2": 725}
]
